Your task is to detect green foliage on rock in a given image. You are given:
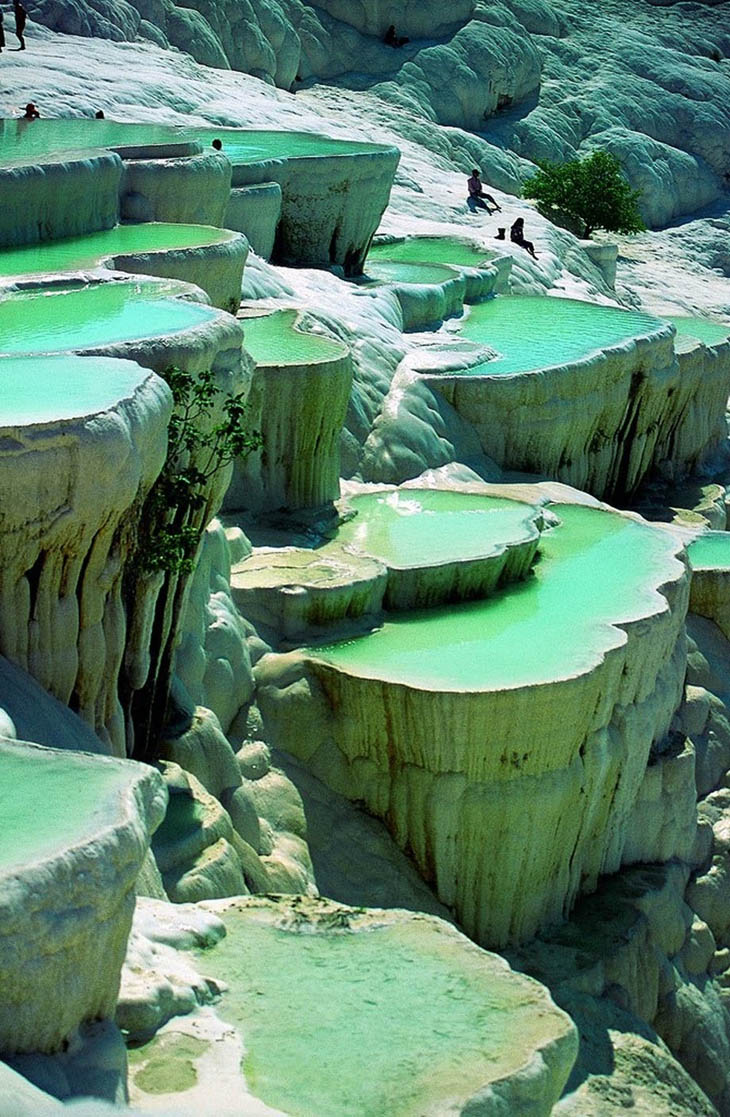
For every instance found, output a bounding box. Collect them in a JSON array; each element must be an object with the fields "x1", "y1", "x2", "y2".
[
  {"x1": 523, "y1": 150, "x2": 645, "y2": 239},
  {"x1": 137, "y1": 366, "x2": 259, "y2": 576}
]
